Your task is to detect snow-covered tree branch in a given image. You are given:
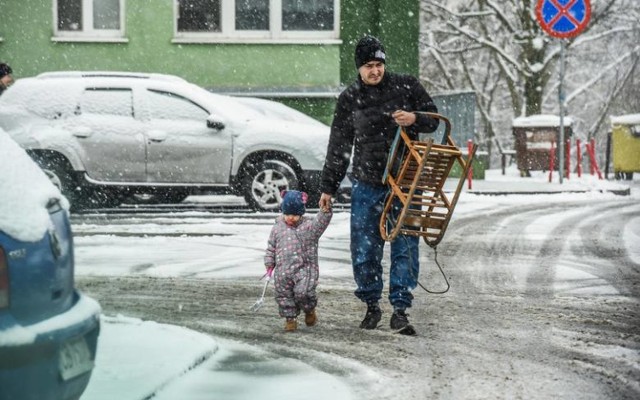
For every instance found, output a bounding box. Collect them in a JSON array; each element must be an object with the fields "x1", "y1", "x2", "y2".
[{"x1": 419, "y1": 0, "x2": 640, "y2": 166}]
